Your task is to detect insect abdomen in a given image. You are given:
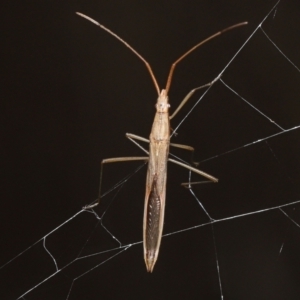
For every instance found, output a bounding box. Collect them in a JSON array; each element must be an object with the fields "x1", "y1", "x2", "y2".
[{"x1": 145, "y1": 175, "x2": 161, "y2": 269}]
